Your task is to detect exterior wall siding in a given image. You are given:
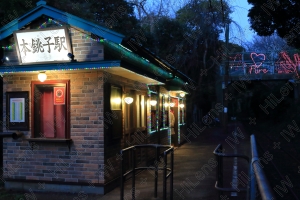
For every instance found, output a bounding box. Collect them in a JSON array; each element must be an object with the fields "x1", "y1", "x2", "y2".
[
  {"x1": 2, "y1": 70, "x2": 105, "y2": 184},
  {"x1": 1, "y1": 25, "x2": 106, "y2": 185}
]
